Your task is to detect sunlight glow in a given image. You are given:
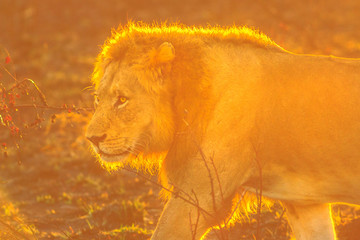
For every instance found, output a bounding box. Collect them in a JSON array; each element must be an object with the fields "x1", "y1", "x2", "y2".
[
  {"x1": 91, "y1": 21, "x2": 276, "y2": 89},
  {"x1": 90, "y1": 145, "x2": 166, "y2": 176}
]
